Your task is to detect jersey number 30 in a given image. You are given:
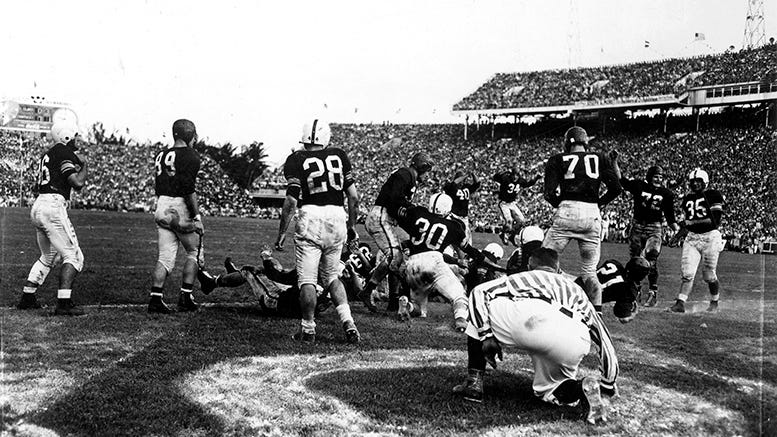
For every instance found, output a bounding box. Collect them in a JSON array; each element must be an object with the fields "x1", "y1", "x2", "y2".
[
  {"x1": 304, "y1": 156, "x2": 343, "y2": 194},
  {"x1": 411, "y1": 217, "x2": 448, "y2": 250}
]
